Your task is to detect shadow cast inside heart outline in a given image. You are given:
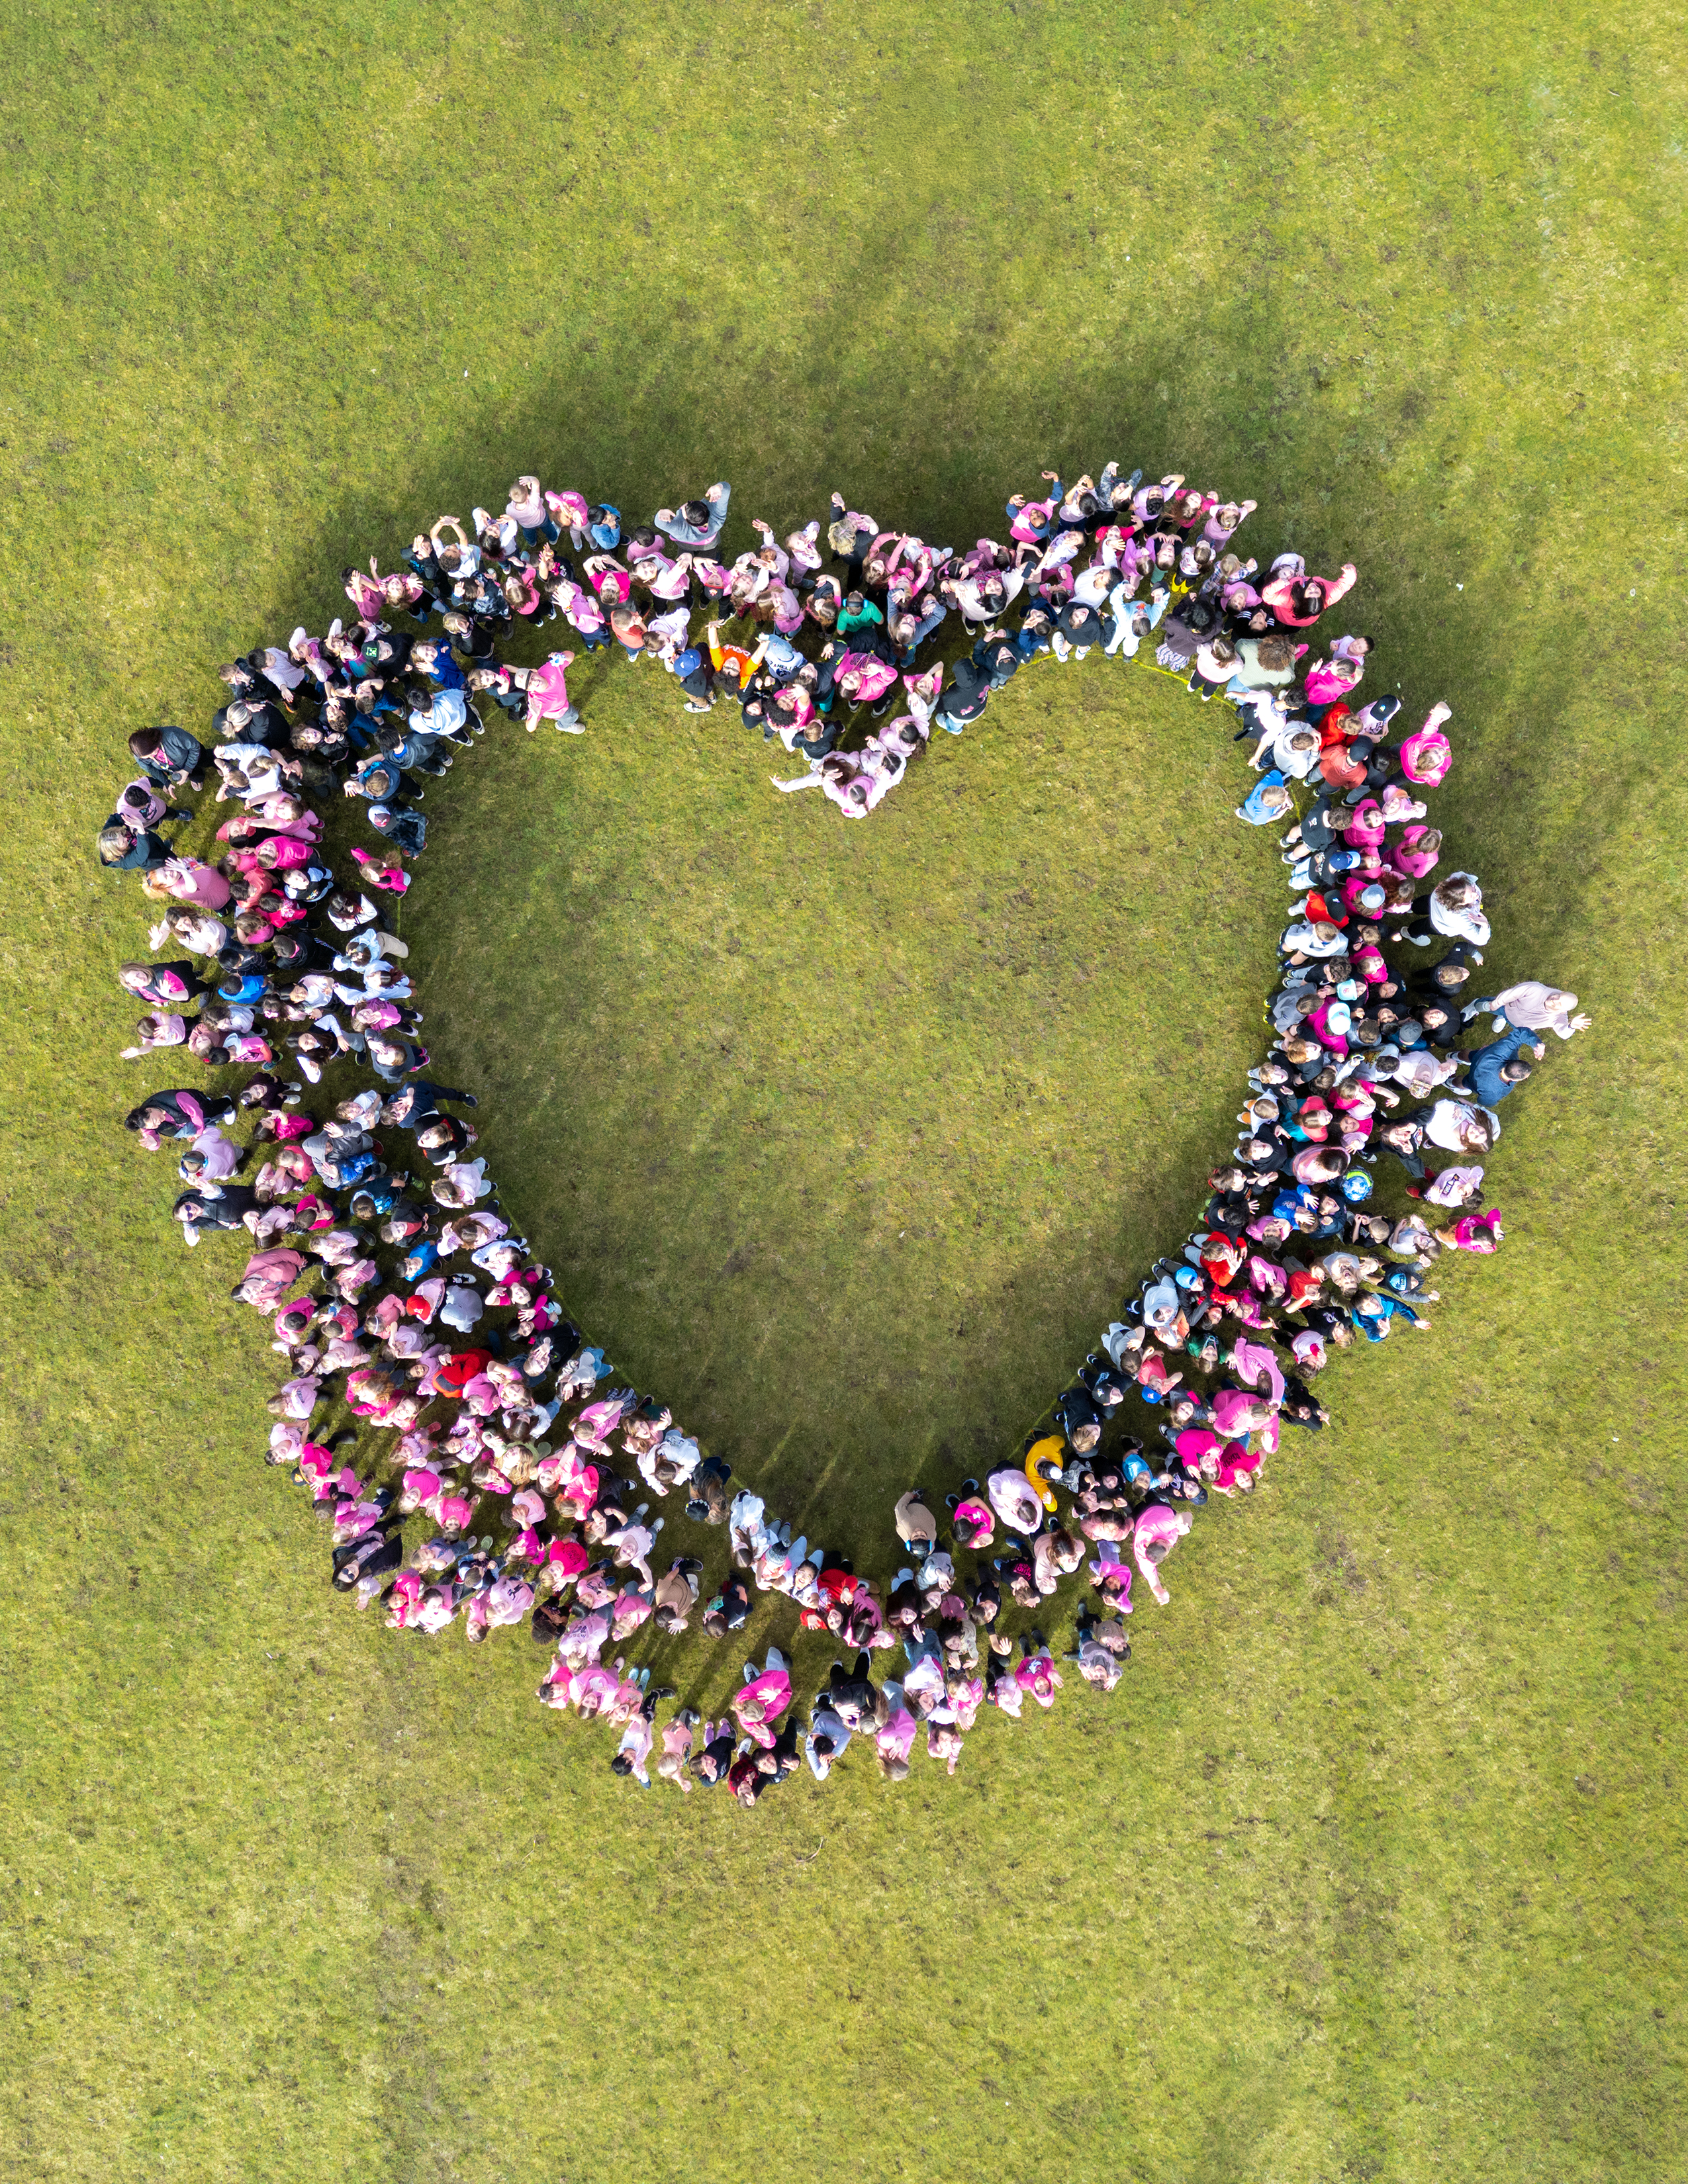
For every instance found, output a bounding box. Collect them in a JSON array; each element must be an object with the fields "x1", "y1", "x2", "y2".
[{"x1": 397, "y1": 657, "x2": 1280, "y2": 1563}]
